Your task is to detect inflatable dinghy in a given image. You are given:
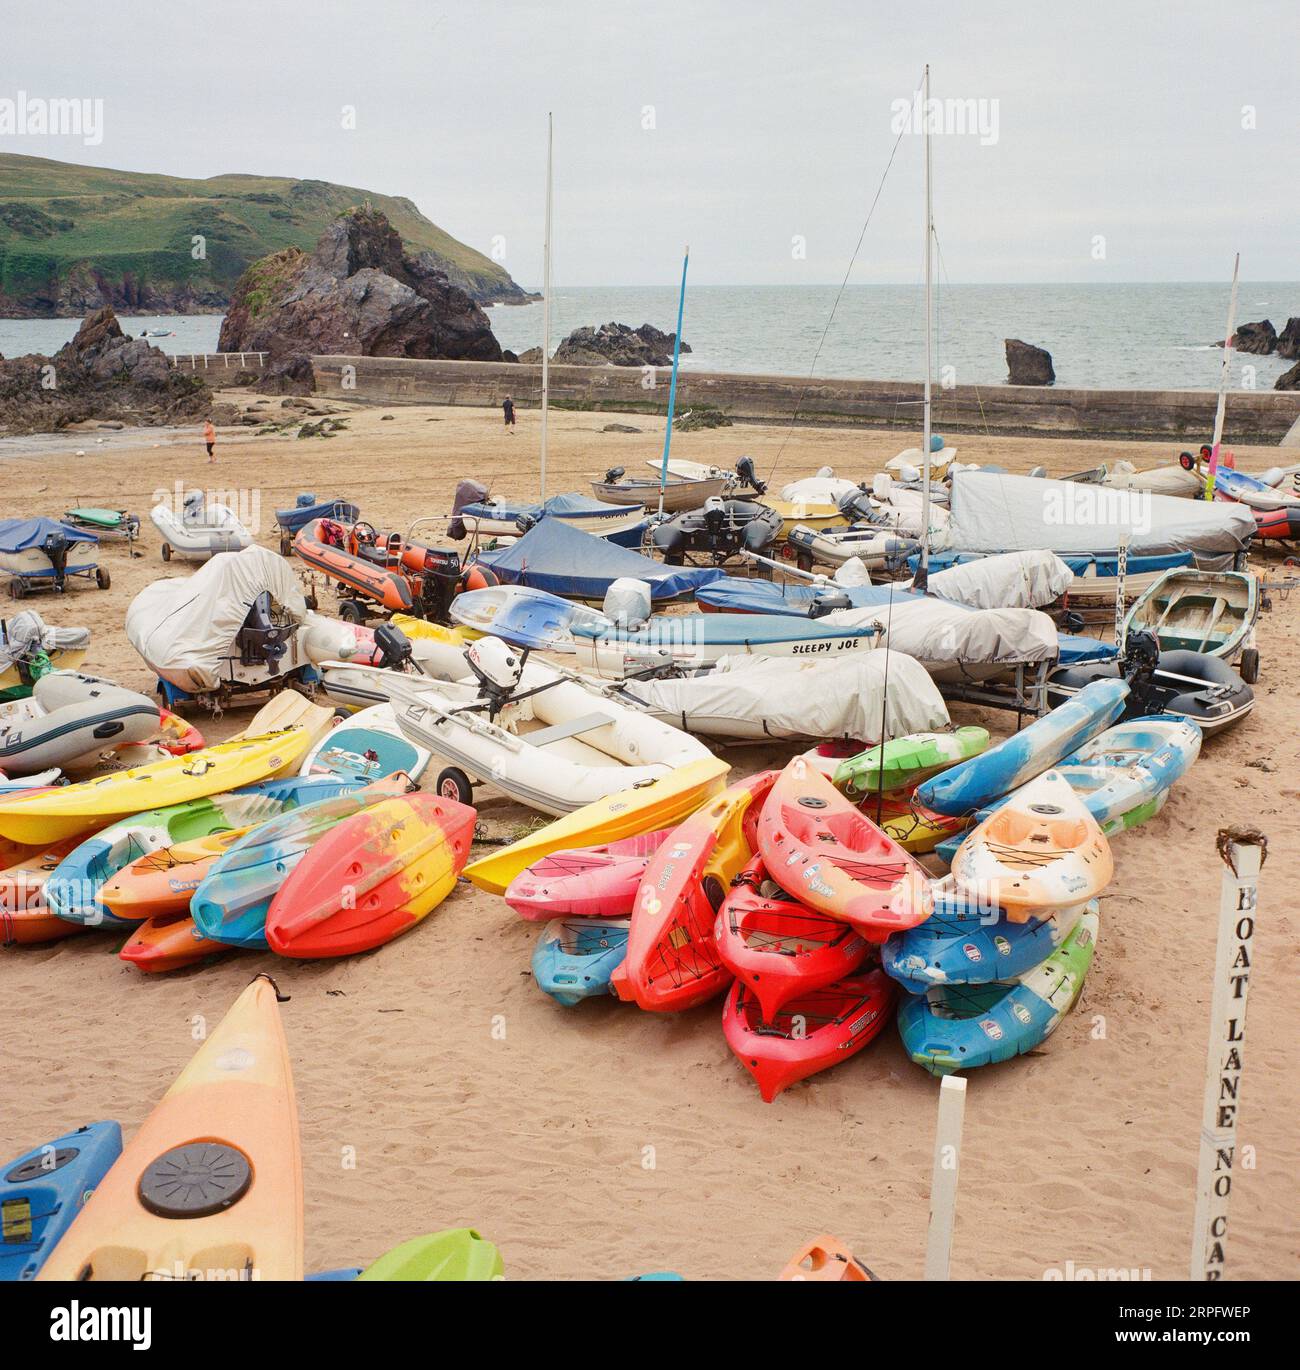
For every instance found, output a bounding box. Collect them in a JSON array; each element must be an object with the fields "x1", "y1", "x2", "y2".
[
  {"x1": 150, "y1": 491, "x2": 253, "y2": 560},
  {"x1": 0, "y1": 672, "x2": 158, "y2": 775}
]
